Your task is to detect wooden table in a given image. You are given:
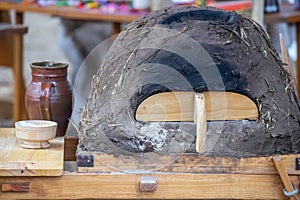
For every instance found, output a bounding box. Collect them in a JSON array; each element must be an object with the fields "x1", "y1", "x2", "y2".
[
  {"x1": 0, "y1": 128, "x2": 64, "y2": 177},
  {"x1": 0, "y1": 1, "x2": 143, "y2": 34},
  {"x1": 1, "y1": 128, "x2": 300, "y2": 199},
  {"x1": 264, "y1": 3, "x2": 300, "y2": 96}
]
